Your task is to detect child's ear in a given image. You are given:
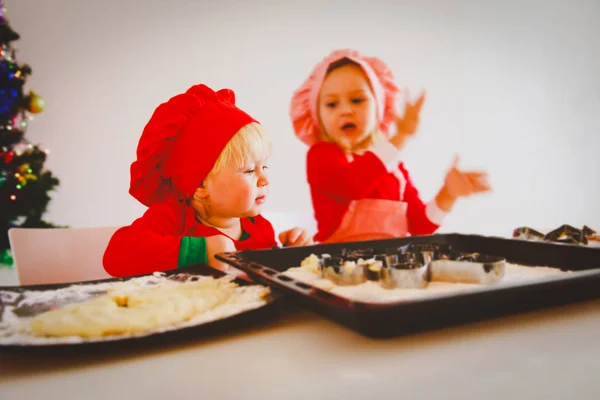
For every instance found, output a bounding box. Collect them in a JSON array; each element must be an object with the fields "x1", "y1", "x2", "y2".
[{"x1": 193, "y1": 184, "x2": 209, "y2": 201}]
